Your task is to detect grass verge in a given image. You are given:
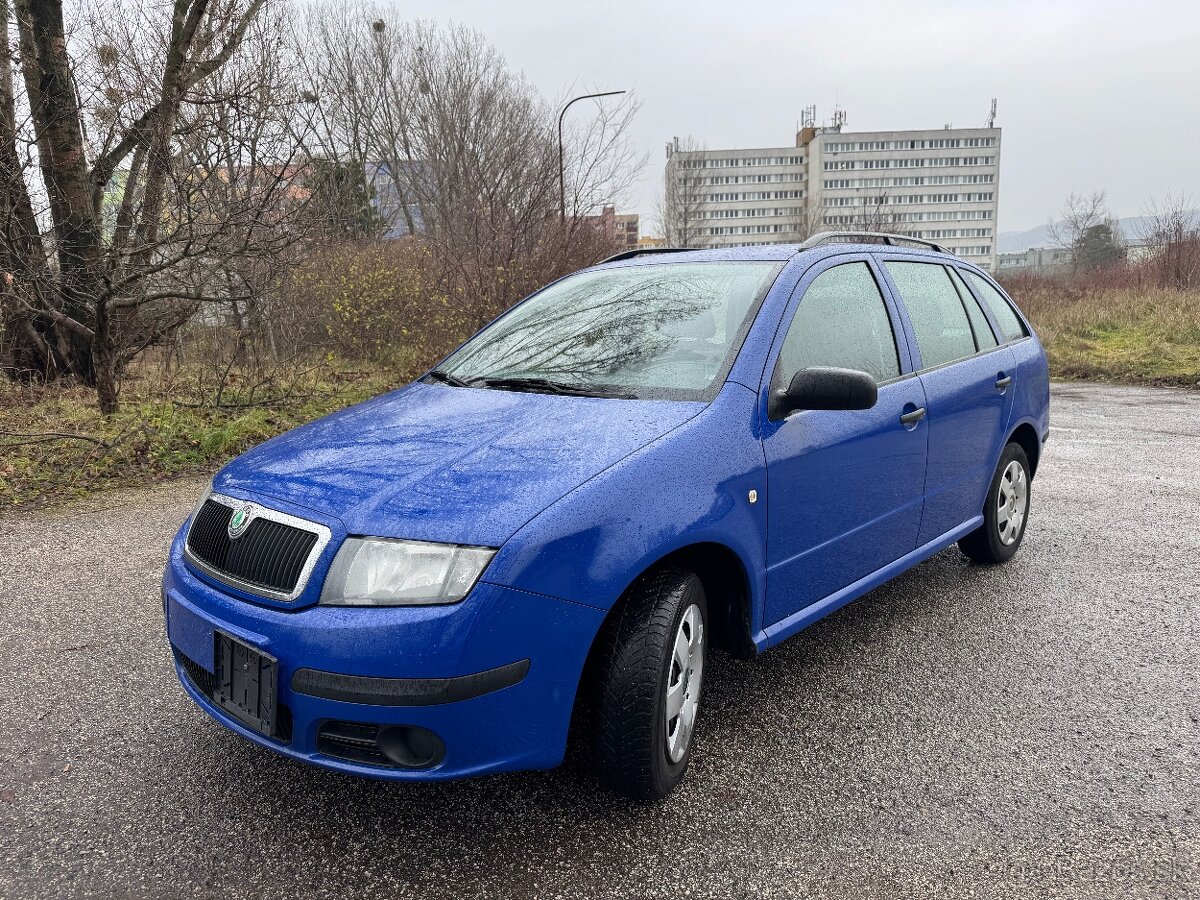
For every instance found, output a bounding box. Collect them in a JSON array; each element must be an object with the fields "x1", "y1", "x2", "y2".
[
  {"x1": 1007, "y1": 284, "x2": 1200, "y2": 388},
  {"x1": 1043, "y1": 323, "x2": 1200, "y2": 386},
  {"x1": 0, "y1": 367, "x2": 396, "y2": 510}
]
